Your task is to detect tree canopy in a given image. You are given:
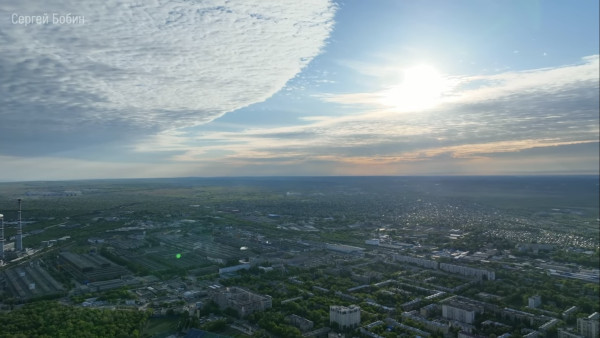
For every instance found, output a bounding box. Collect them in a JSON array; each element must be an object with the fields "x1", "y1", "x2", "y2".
[{"x1": 0, "y1": 301, "x2": 148, "y2": 338}]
